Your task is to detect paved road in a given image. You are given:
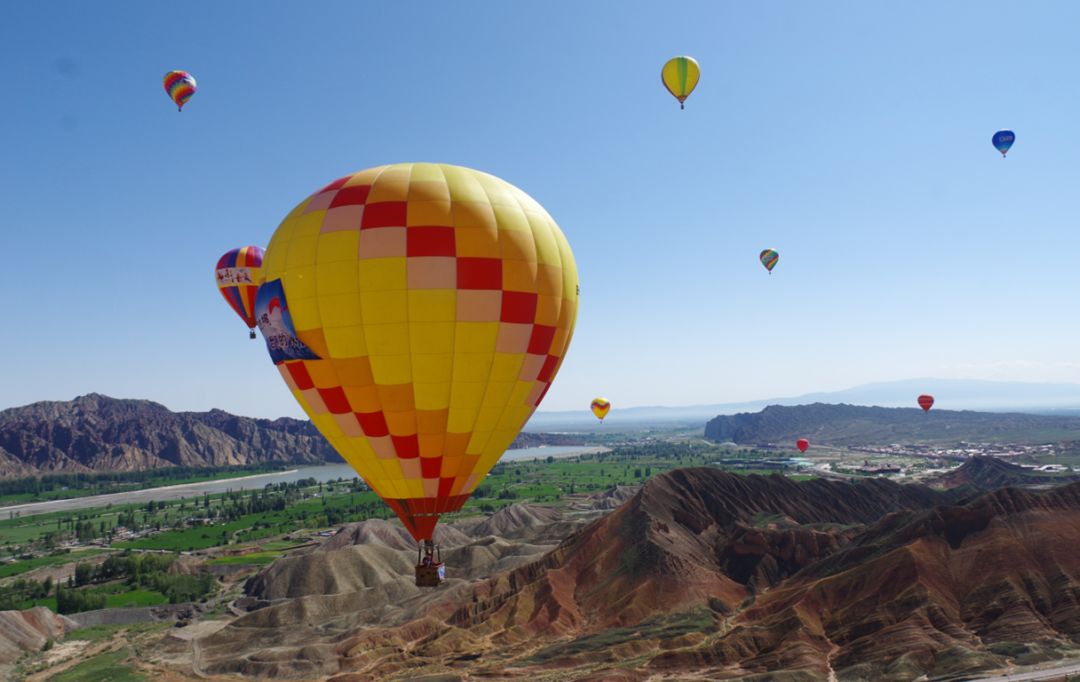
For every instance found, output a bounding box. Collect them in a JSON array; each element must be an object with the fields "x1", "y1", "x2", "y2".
[{"x1": 966, "y1": 661, "x2": 1080, "y2": 681}]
